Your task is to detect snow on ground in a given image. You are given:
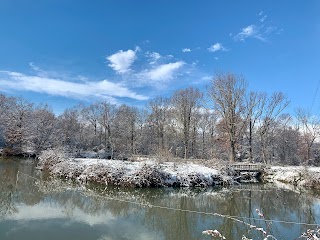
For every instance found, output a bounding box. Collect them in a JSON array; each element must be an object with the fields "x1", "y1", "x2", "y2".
[
  {"x1": 38, "y1": 149, "x2": 320, "y2": 189},
  {"x1": 264, "y1": 166, "x2": 320, "y2": 188},
  {"x1": 38, "y1": 150, "x2": 230, "y2": 188}
]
